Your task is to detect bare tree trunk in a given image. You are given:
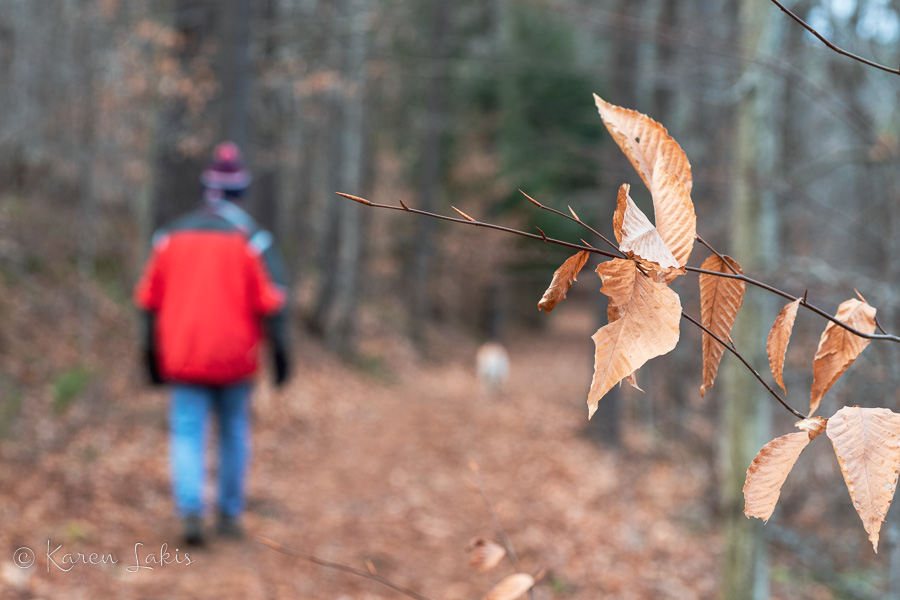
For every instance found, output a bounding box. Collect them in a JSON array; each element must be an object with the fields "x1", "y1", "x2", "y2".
[
  {"x1": 311, "y1": 0, "x2": 371, "y2": 353},
  {"x1": 73, "y1": 0, "x2": 97, "y2": 357},
  {"x1": 719, "y1": 1, "x2": 786, "y2": 597},
  {"x1": 329, "y1": 0, "x2": 371, "y2": 351},
  {"x1": 585, "y1": 0, "x2": 646, "y2": 448},
  {"x1": 220, "y1": 0, "x2": 252, "y2": 149},
  {"x1": 153, "y1": 0, "x2": 211, "y2": 227},
  {"x1": 410, "y1": 0, "x2": 452, "y2": 341},
  {"x1": 135, "y1": 0, "x2": 172, "y2": 266}
]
